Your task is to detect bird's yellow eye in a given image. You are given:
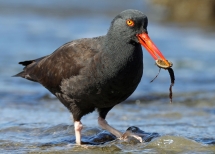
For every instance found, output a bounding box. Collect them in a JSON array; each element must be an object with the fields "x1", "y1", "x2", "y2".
[{"x1": 126, "y1": 19, "x2": 135, "y2": 27}]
